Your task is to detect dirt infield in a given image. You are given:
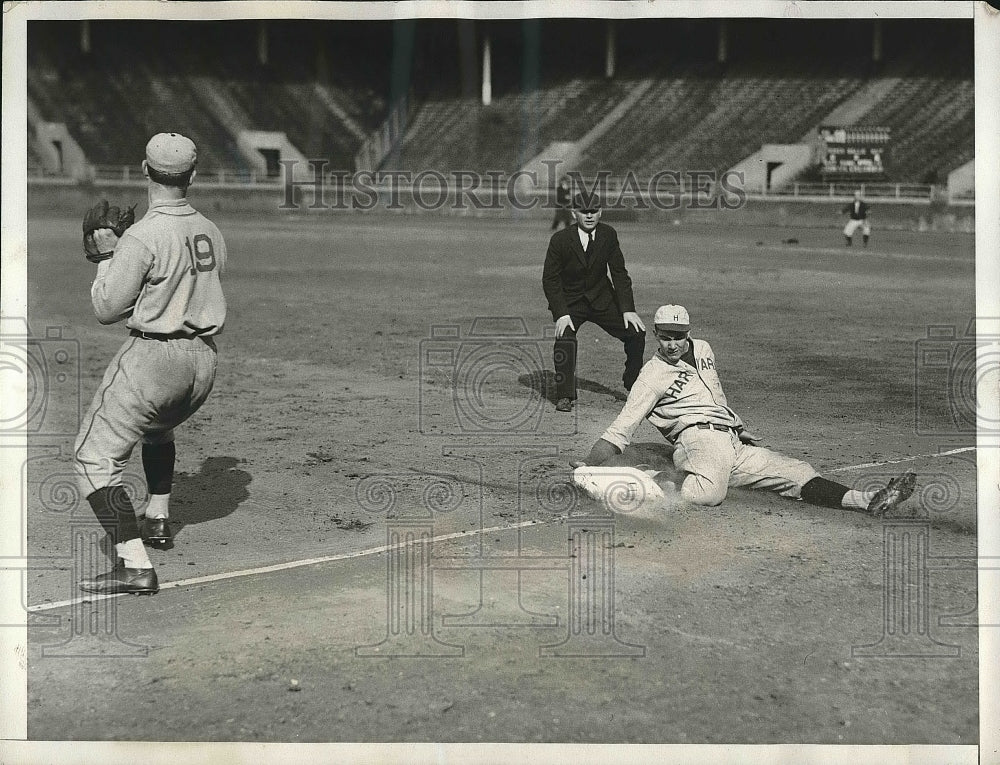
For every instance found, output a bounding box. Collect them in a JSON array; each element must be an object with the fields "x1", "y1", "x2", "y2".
[{"x1": 23, "y1": 209, "x2": 977, "y2": 747}]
